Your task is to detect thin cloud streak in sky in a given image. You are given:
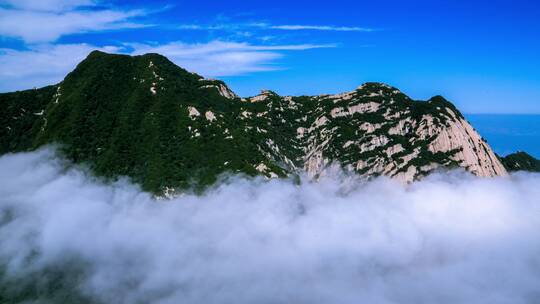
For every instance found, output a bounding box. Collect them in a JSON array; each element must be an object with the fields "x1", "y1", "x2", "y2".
[
  {"x1": 269, "y1": 24, "x2": 375, "y2": 31},
  {"x1": 129, "y1": 40, "x2": 335, "y2": 76},
  {"x1": 175, "y1": 22, "x2": 376, "y2": 32},
  {"x1": 1, "y1": 148, "x2": 540, "y2": 303}
]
